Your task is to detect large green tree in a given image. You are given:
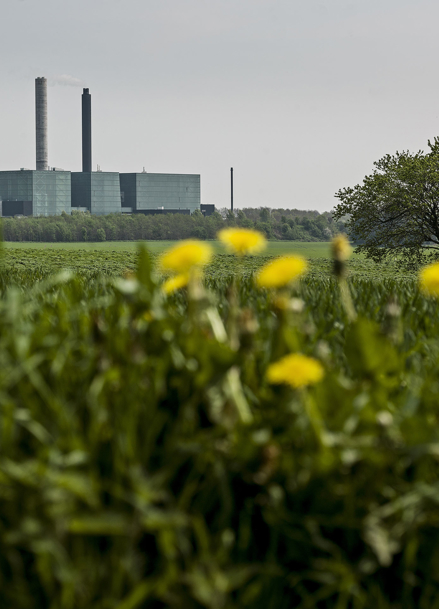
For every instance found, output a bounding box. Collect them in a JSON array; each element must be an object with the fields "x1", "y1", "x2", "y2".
[{"x1": 333, "y1": 138, "x2": 439, "y2": 265}]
